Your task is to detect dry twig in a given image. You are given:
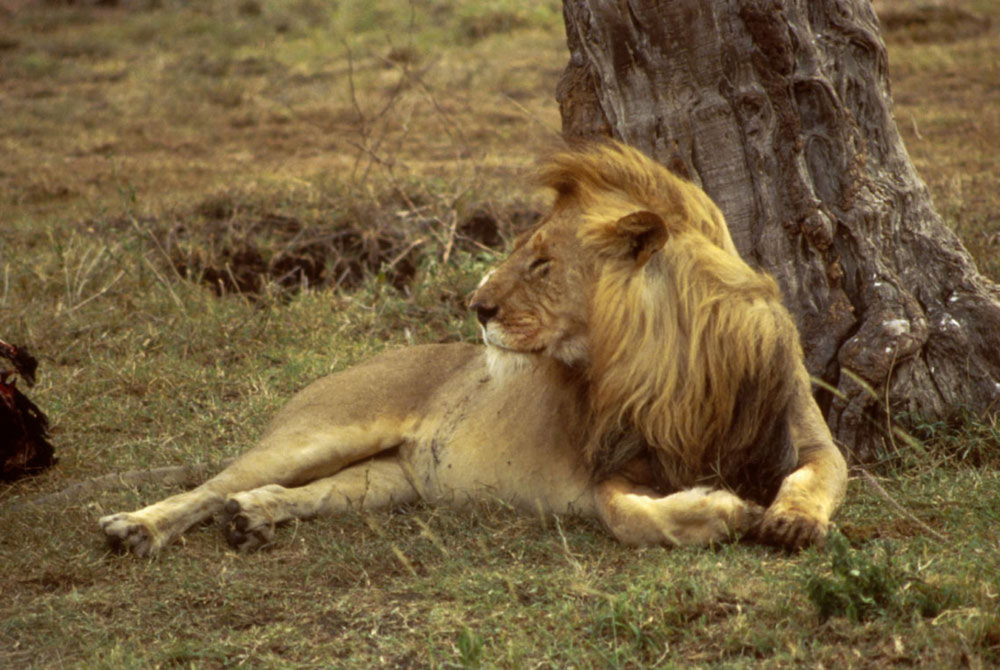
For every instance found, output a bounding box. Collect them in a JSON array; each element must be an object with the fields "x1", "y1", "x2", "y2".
[{"x1": 856, "y1": 467, "x2": 949, "y2": 544}]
